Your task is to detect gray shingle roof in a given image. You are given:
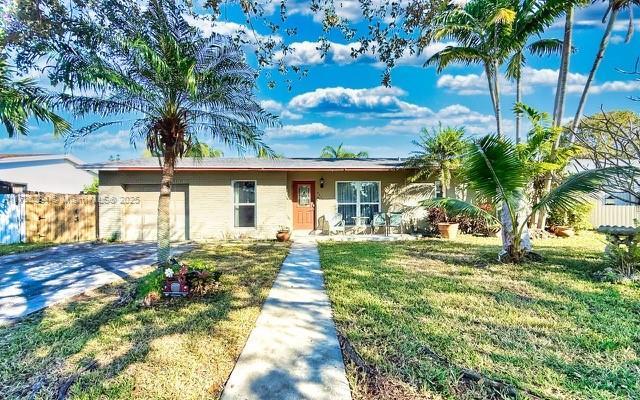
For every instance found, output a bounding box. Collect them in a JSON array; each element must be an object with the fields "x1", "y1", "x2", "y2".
[{"x1": 83, "y1": 157, "x2": 410, "y2": 171}]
